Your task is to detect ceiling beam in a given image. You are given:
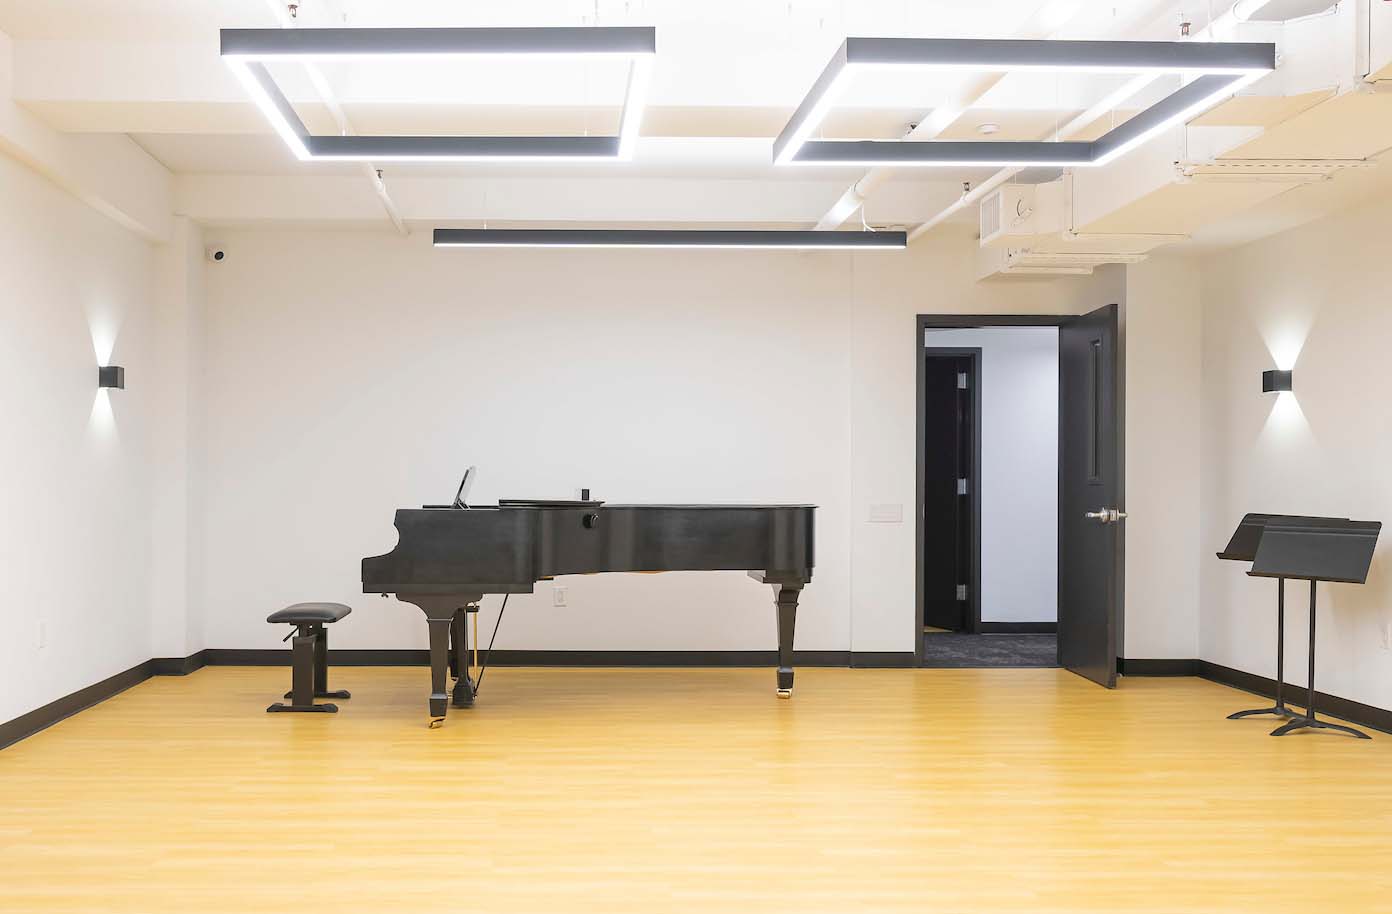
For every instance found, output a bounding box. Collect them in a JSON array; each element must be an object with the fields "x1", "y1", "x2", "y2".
[
  {"x1": 812, "y1": 0, "x2": 1091, "y2": 230},
  {"x1": 9, "y1": 37, "x2": 1122, "y2": 136},
  {"x1": 906, "y1": 0, "x2": 1288, "y2": 242},
  {"x1": 261, "y1": 0, "x2": 408, "y2": 235},
  {"x1": 174, "y1": 174, "x2": 967, "y2": 227},
  {"x1": 0, "y1": 28, "x2": 171, "y2": 241}
]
